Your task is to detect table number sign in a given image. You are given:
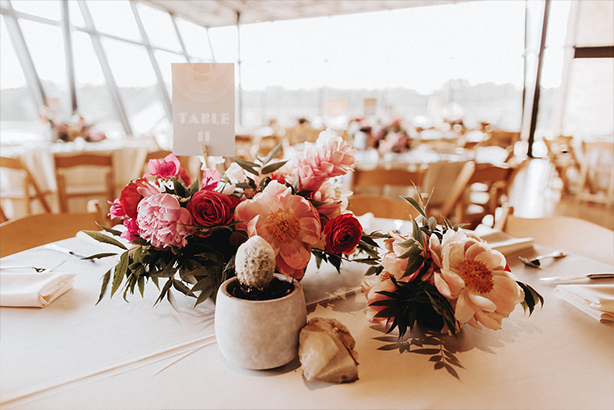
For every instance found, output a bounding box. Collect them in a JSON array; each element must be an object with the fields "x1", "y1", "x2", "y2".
[{"x1": 172, "y1": 63, "x2": 235, "y2": 157}]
